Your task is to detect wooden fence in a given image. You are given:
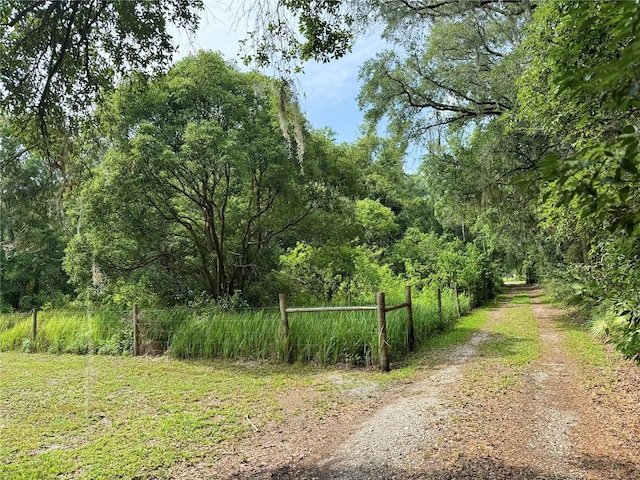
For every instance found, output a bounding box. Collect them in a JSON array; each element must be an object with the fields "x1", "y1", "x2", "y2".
[
  {"x1": 27, "y1": 284, "x2": 428, "y2": 369},
  {"x1": 278, "y1": 285, "x2": 415, "y2": 372}
]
